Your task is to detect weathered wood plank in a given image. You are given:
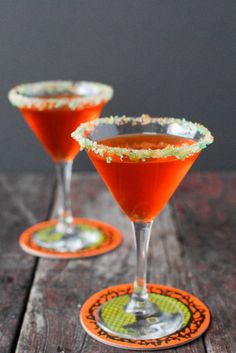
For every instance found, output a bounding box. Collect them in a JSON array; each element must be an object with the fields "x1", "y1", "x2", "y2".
[
  {"x1": 173, "y1": 172, "x2": 236, "y2": 353},
  {"x1": 0, "y1": 174, "x2": 53, "y2": 353},
  {"x1": 15, "y1": 173, "x2": 213, "y2": 353},
  {"x1": 15, "y1": 174, "x2": 133, "y2": 353}
]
